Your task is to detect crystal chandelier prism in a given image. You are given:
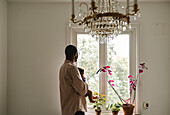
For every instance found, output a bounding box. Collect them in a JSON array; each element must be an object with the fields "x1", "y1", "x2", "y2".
[{"x1": 70, "y1": 0, "x2": 140, "y2": 43}]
